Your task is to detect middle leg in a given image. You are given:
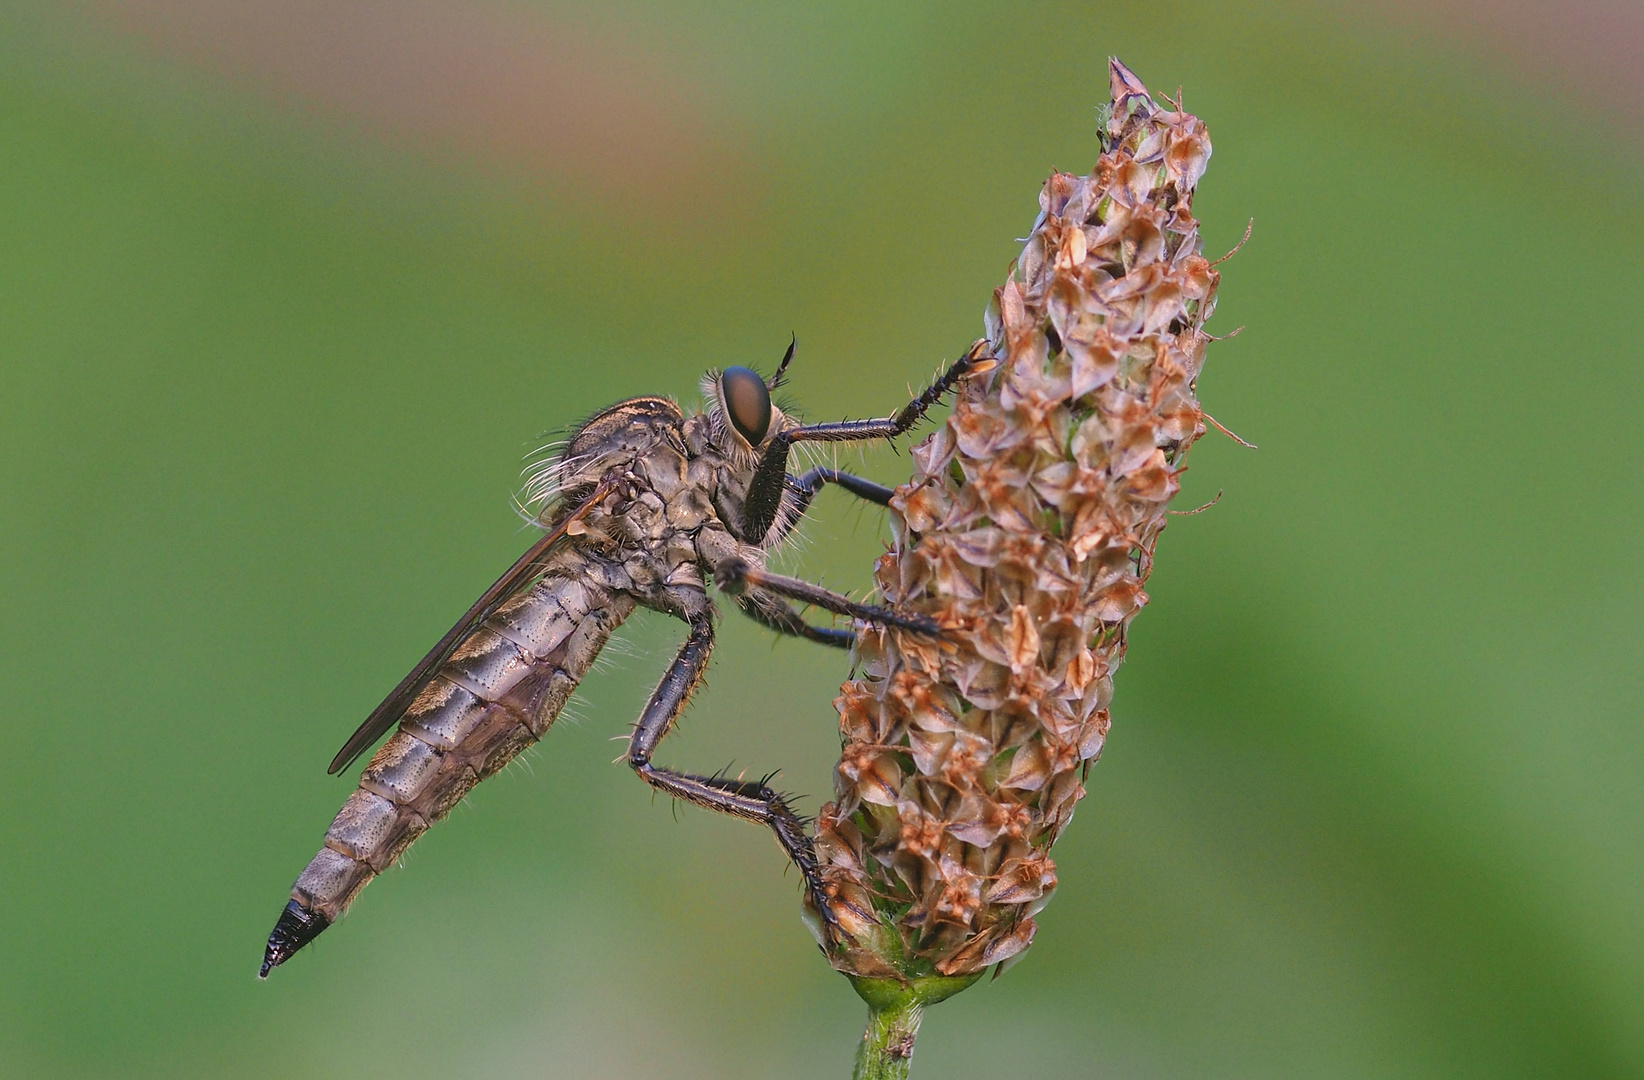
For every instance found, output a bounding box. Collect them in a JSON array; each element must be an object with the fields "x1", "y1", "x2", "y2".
[
  {"x1": 736, "y1": 589, "x2": 855, "y2": 649},
  {"x1": 738, "y1": 468, "x2": 897, "y2": 645},
  {"x1": 716, "y1": 560, "x2": 939, "y2": 637}
]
